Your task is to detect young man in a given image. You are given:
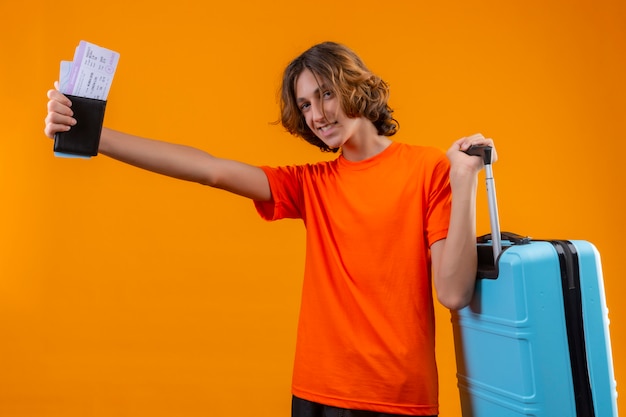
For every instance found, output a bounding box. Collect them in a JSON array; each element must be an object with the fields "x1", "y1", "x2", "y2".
[{"x1": 45, "y1": 41, "x2": 495, "y2": 416}]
